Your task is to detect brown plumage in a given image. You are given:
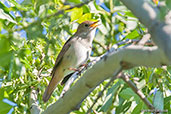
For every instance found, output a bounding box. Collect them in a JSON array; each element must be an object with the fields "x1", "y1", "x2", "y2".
[{"x1": 43, "y1": 21, "x2": 99, "y2": 102}]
